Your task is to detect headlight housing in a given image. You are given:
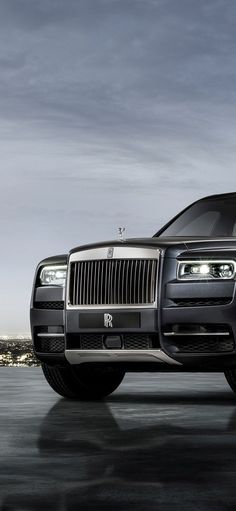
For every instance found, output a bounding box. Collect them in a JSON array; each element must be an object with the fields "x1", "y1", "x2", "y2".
[
  {"x1": 178, "y1": 260, "x2": 236, "y2": 280},
  {"x1": 39, "y1": 265, "x2": 67, "y2": 287}
]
